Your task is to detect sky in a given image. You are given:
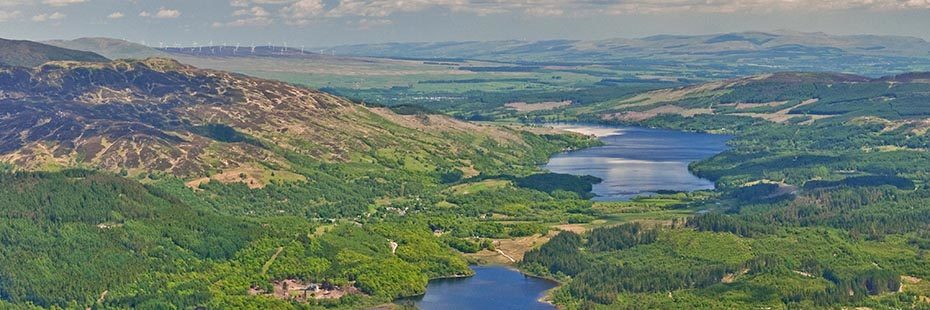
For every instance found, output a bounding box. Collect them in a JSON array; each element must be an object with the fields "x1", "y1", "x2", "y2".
[{"x1": 1, "y1": 0, "x2": 930, "y2": 46}]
